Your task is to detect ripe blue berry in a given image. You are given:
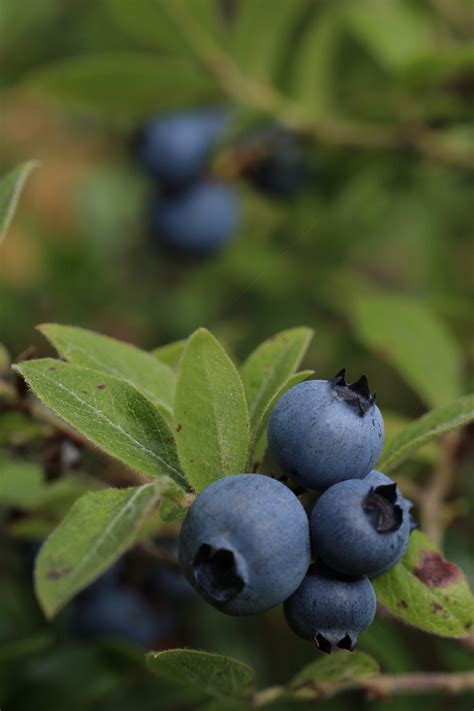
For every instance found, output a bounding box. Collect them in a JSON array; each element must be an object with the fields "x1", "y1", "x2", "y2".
[
  {"x1": 364, "y1": 469, "x2": 417, "y2": 576},
  {"x1": 268, "y1": 370, "x2": 384, "y2": 490},
  {"x1": 284, "y1": 563, "x2": 376, "y2": 653},
  {"x1": 73, "y1": 577, "x2": 172, "y2": 647},
  {"x1": 310, "y1": 477, "x2": 412, "y2": 577},
  {"x1": 136, "y1": 109, "x2": 227, "y2": 185},
  {"x1": 150, "y1": 180, "x2": 240, "y2": 254},
  {"x1": 178, "y1": 474, "x2": 311, "y2": 616}
]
